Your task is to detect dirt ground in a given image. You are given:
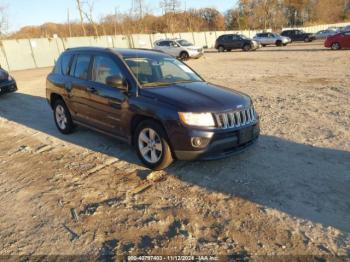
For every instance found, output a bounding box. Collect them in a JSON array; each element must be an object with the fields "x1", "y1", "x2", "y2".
[{"x1": 0, "y1": 42, "x2": 349, "y2": 259}]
